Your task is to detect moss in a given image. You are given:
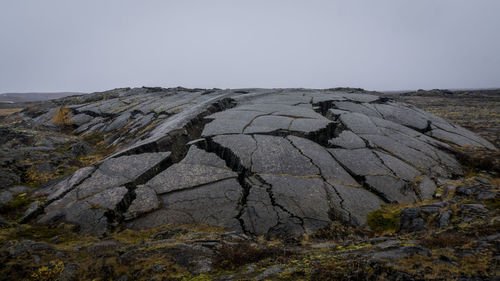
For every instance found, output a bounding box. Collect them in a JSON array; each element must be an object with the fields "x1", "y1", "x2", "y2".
[
  {"x1": 30, "y1": 260, "x2": 64, "y2": 281},
  {"x1": 5, "y1": 225, "x2": 62, "y2": 242},
  {"x1": 0, "y1": 193, "x2": 34, "y2": 217},
  {"x1": 367, "y1": 208, "x2": 400, "y2": 234},
  {"x1": 24, "y1": 166, "x2": 58, "y2": 186},
  {"x1": 182, "y1": 274, "x2": 212, "y2": 281},
  {"x1": 420, "y1": 233, "x2": 470, "y2": 249},
  {"x1": 337, "y1": 242, "x2": 371, "y2": 251},
  {"x1": 484, "y1": 197, "x2": 500, "y2": 210},
  {"x1": 82, "y1": 132, "x2": 105, "y2": 147}
]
